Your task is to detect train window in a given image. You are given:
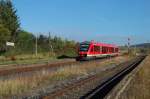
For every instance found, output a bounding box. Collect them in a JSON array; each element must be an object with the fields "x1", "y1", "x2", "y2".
[
  {"x1": 111, "y1": 47, "x2": 114, "y2": 53},
  {"x1": 115, "y1": 48, "x2": 118, "y2": 52},
  {"x1": 102, "y1": 47, "x2": 104, "y2": 53},
  {"x1": 106, "y1": 47, "x2": 108, "y2": 52},
  {"x1": 115, "y1": 48, "x2": 117, "y2": 52},
  {"x1": 102, "y1": 46, "x2": 107, "y2": 53},
  {"x1": 112, "y1": 48, "x2": 114, "y2": 53},
  {"x1": 109, "y1": 47, "x2": 111, "y2": 52},
  {"x1": 94, "y1": 45, "x2": 100, "y2": 52},
  {"x1": 100, "y1": 46, "x2": 102, "y2": 52},
  {"x1": 79, "y1": 44, "x2": 89, "y2": 52}
]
